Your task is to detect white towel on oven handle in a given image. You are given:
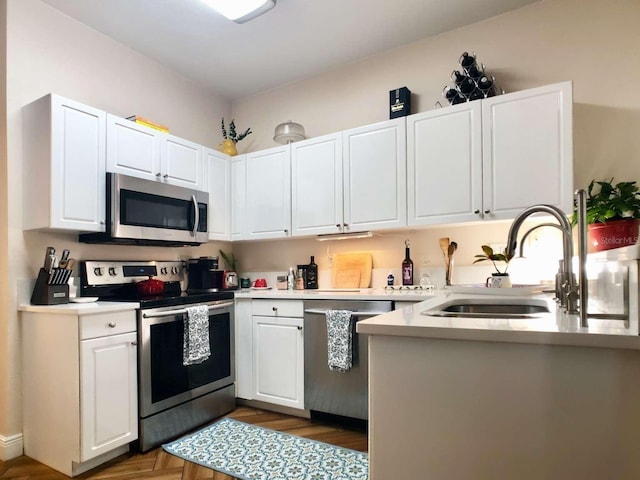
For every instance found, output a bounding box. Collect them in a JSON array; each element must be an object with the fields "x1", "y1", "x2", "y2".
[
  {"x1": 325, "y1": 309, "x2": 353, "y2": 372},
  {"x1": 183, "y1": 305, "x2": 211, "y2": 366}
]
